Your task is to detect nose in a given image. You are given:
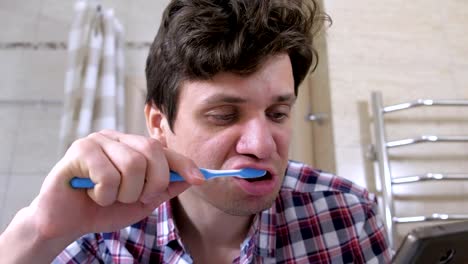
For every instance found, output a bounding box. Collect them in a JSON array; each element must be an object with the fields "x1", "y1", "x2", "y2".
[{"x1": 236, "y1": 117, "x2": 276, "y2": 160}]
